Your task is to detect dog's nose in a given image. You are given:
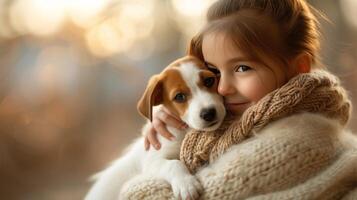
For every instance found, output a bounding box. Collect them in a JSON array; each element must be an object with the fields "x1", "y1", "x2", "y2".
[{"x1": 200, "y1": 108, "x2": 216, "y2": 122}]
